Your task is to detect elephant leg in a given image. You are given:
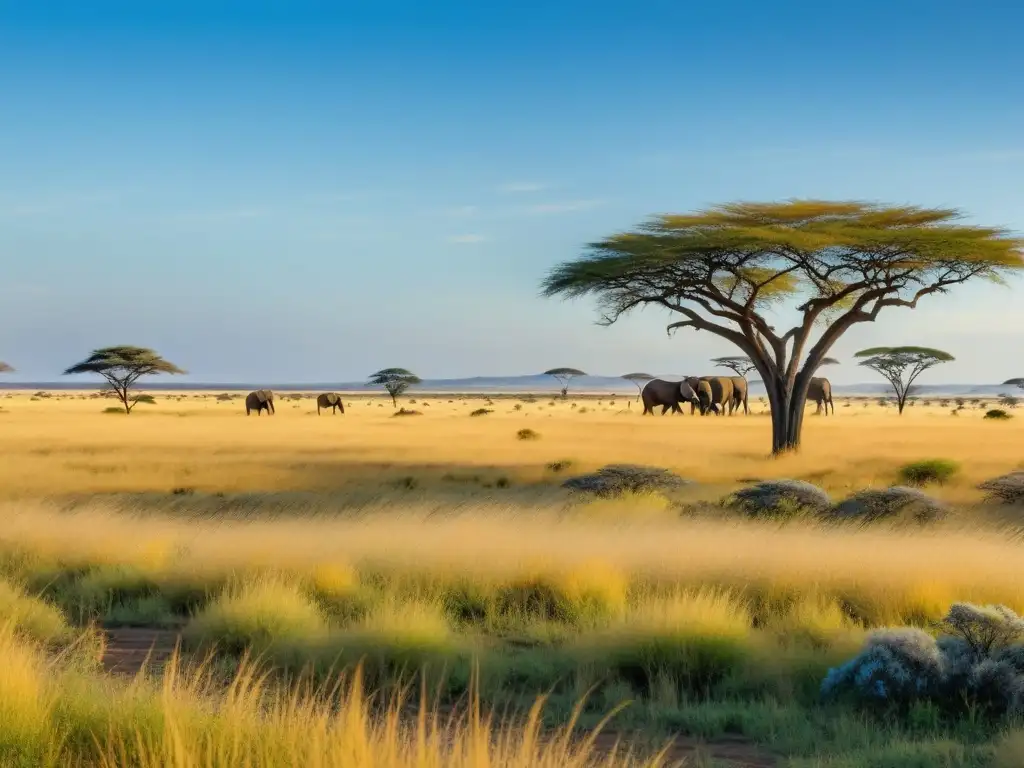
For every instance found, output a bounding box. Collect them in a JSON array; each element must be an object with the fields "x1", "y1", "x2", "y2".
[{"x1": 318, "y1": 406, "x2": 321, "y2": 415}]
